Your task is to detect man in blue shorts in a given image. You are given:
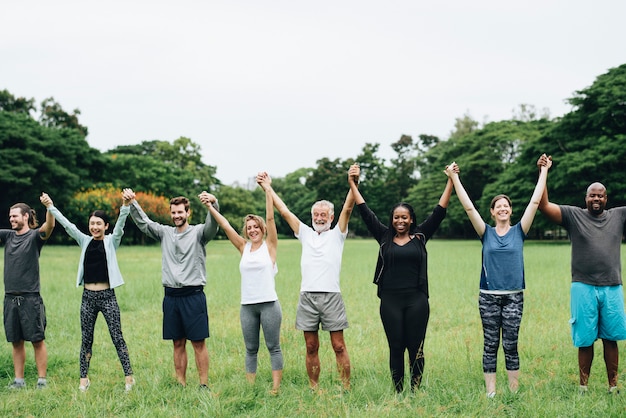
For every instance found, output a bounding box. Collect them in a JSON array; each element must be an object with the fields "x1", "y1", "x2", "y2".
[
  {"x1": 538, "y1": 155, "x2": 626, "y2": 393},
  {"x1": 1, "y1": 197, "x2": 55, "y2": 389},
  {"x1": 123, "y1": 189, "x2": 219, "y2": 389},
  {"x1": 264, "y1": 175, "x2": 355, "y2": 391}
]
